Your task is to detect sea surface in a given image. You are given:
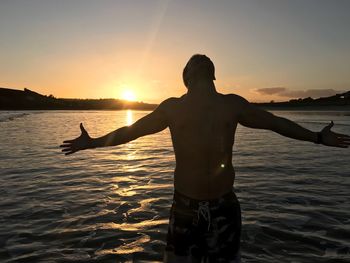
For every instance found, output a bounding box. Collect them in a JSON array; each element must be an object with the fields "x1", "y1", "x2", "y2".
[{"x1": 0, "y1": 110, "x2": 349, "y2": 263}]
